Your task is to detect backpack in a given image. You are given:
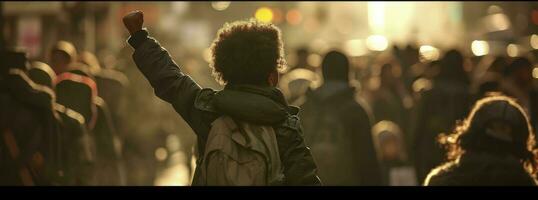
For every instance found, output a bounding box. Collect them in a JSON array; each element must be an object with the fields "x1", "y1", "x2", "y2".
[
  {"x1": 301, "y1": 98, "x2": 357, "y2": 185},
  {"x1": 198, "y1": 116, "x2": 284, "y2": 186}
]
